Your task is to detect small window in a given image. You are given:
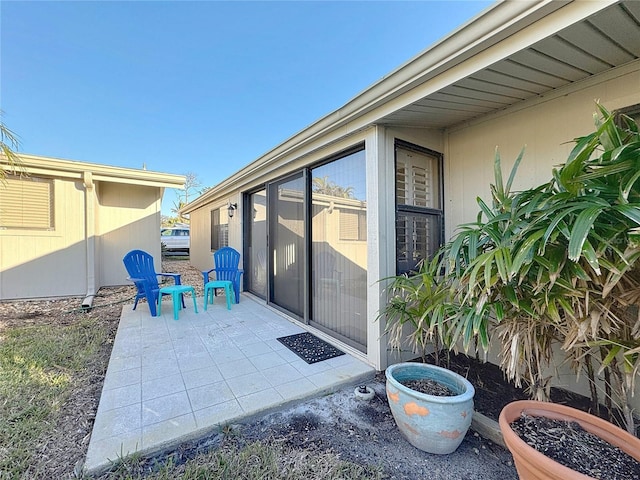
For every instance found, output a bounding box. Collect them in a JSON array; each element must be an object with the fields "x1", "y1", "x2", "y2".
[
  {"x1": 0, "y1": 175, "x2": 54, "y2": 229},
  {"x1": 211, "y1": 207, "x2": 229, "y2": 250}
]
